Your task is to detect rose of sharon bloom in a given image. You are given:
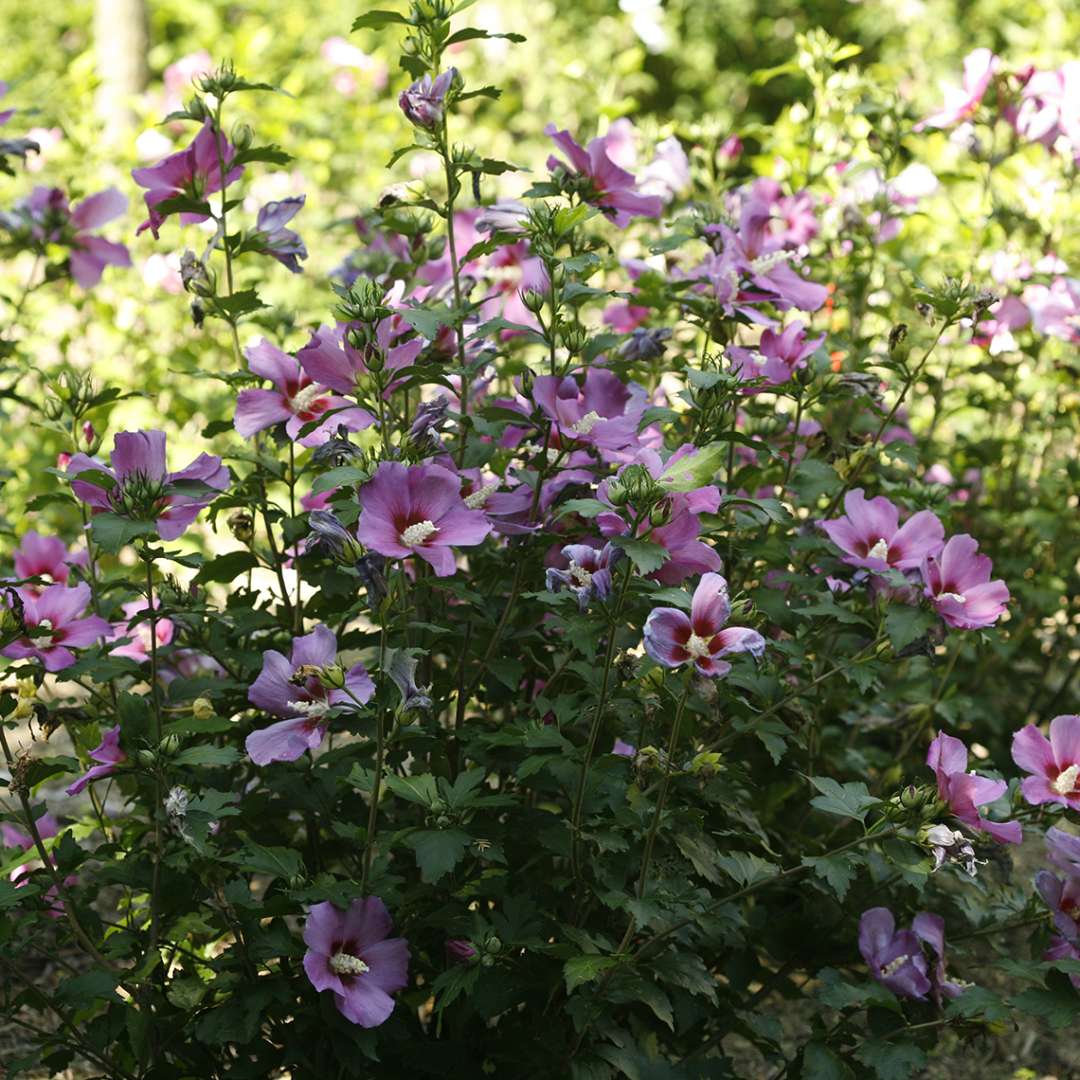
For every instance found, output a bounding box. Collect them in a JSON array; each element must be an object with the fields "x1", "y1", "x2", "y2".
[
  {"x1": 2, "y1": 812, "x2": 75, "y2": 917},
  {"x1": 918, "y1": 48, "x2": 999, "y2": 130},
  {"x1": 644, "y1": 573, "x2": 765, "y2": 678},
  {"x1": 922, "y1": 534, "x2": 1009, "y2": 630},
  {"x1": 356, "y1": 462, "x2": 491, "y2": 577},
  {"x1": 1036, "y1": 867, "x2": 1080, "y2": 942},
  {"x1": 531, "y1": 370, "x2": 646, "y2": 460},
  {"x1": 298, "y1": 319, "x2": 423, "y2": 395},
  {"x1": 108, "y1": 598, "x2": 174, "y2": 663},
  {"x1": 927, "y1": 732, "x2": 1021, "y2": 844},
  {"x1": 246, "y1": 624, "x2": 374, "y2": 765},
  {"x1": 821, "y1": 489, "x2": 944, "y2": 572},
  {"x1": 252, "y1": 196, "x2": 307, "y2": 273},
  {"x1": 858, "y1": 907, "x2": 931, "y2": 999},
  {"x1": 303, "y1": 897, "x2": 410, "y2": 1027},
  {"x1": 68, "y1": 430, "x2": 229, "y2": 542},
  {"x1": 2, "y1": 583, "x2": 110, "y2": 672},
  {"x1": 545, "y1": 542, "x2": 622, "y2": 610},
  {"x1": 545, "y1": 124, "x2": 663, "y2": 228},
  {"x1": 728, "y1": 321, "x2": 825, "y2": 388},
  {"x1": 1046, "y1": 826, "x2": 1080, "y2": 877},
  {"x1": 235, "y1": 339, "x2": 373, "y2": 447},
  {"x1": 66, "y1": 725, "x2": 125, "y2": 796},
  {"x1": 12, "y1": 531, "x2": 74, "y2": 594},
  {"x1": 132, "y1": 119, "x2": 243, "y2": 237},
  {"x1": 1011, "y1": 715, "x2": 1080, "y2": 811}
]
